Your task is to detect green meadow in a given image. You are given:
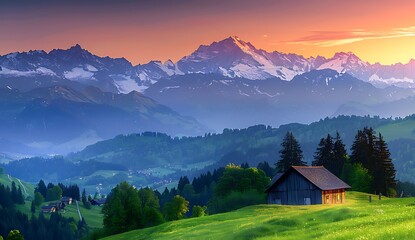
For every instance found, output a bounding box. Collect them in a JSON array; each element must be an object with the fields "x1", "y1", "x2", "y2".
[
  {"x1": 103, "y1": 192, "x2": 415, "y2": 240},
  {"x1": 0, "y1": 172, "x2": 35, "y2": 198}
]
